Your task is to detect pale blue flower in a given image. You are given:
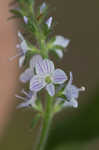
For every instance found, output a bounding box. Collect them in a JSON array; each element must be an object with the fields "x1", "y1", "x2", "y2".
[
  {"x1": 54, "y1": 36, "x2": 70, "y2": 48},
  {"x1": 16, "y1": 89, "x2": 37, "y2": 109},
  {"x1": 17, "y1": 32, "x2": 29, "y2": 67},
  {"x1": 63, "y1": 98, "x2": 78, "y2": 108},
  {"x1": 63, "y1": 72, "x2": 85, "y2": 108},
  {"x1": 40, "y1": 2, "x2": 46, "y2": 13},
  {"x1": 30, "y1": 59, "x2": 67, "y2": 96},
  {"x1": 54, "y1": 36, "x2": 70, "y2": 58},
  {"x1": 9, "y1": 32, "x2": 28, "y2": 67},
  {"x1": 46, "y1": 17, "x2": 53, "y2": 29},
  {"x1": 23, "y1": 16, "x2": 28, "y2": 24},
  {"x1": 20, "y1": 55, "x2": 43, "y2": 83}
]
